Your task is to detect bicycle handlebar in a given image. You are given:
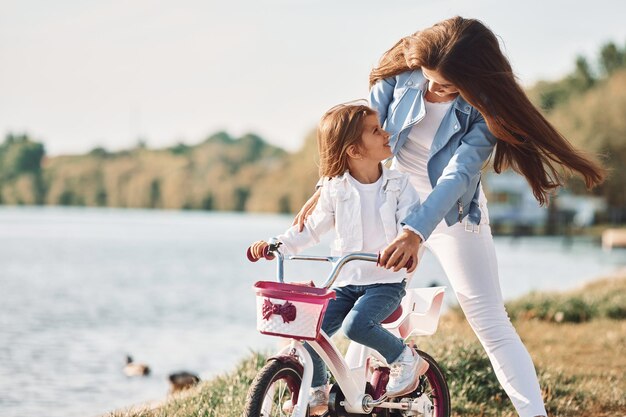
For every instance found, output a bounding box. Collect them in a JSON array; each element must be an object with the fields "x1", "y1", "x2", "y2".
[{"x1": 246, "y1": 238, "x2": 413, "y2": 289}]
